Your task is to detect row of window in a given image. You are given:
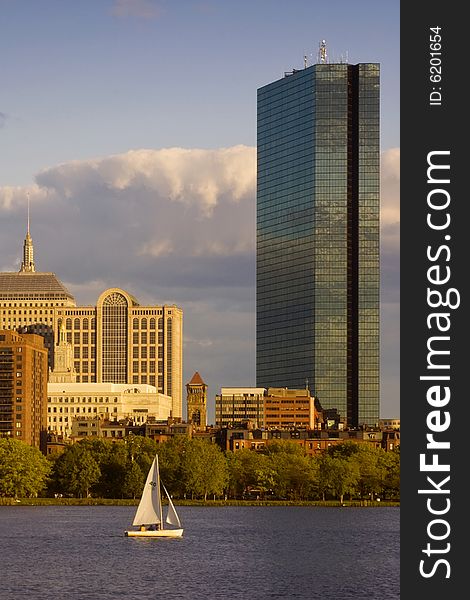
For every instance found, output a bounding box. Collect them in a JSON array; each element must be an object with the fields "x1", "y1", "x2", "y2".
[
  {"x1": 0, "y1": 303, "x2": 65, "y2": 307},
  {"x1": 48, "y1": 407, "x2": 118, "y2": 414}
]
